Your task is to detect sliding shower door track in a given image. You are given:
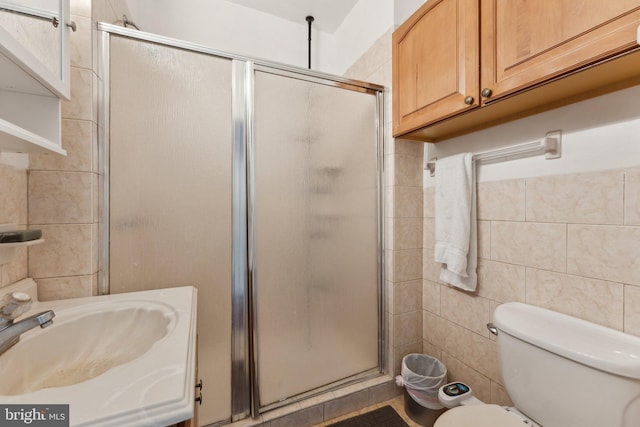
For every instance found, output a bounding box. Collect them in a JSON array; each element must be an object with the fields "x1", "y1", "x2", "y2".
[{"x1": 258, "y1": 369, "x2": 384, "y2": 414}]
